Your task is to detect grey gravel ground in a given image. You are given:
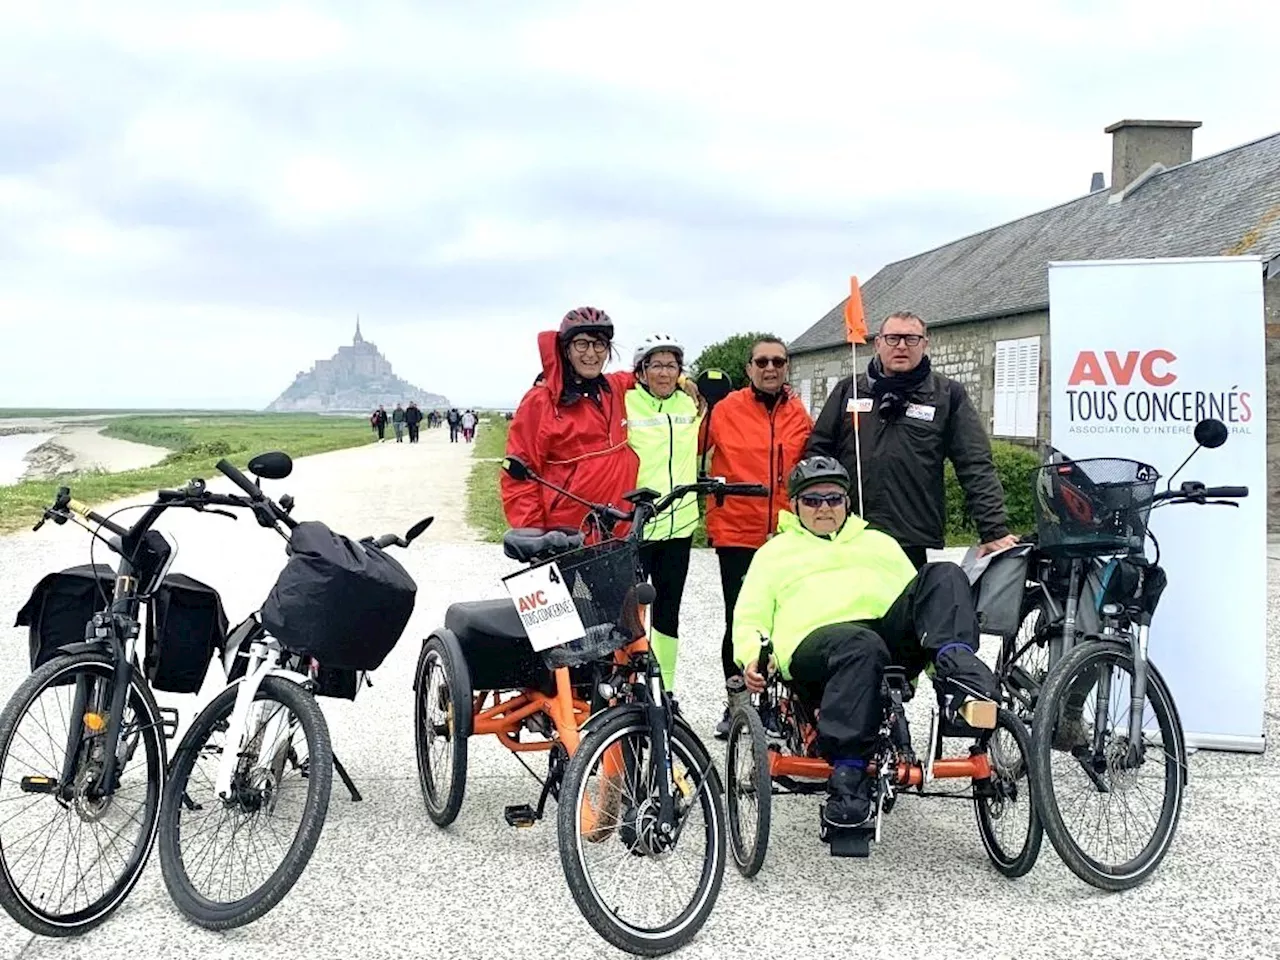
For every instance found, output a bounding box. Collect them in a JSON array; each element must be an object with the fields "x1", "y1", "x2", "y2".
[{"x1": 0, "y1": 429, "x2": 1277, "y2": 960}]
